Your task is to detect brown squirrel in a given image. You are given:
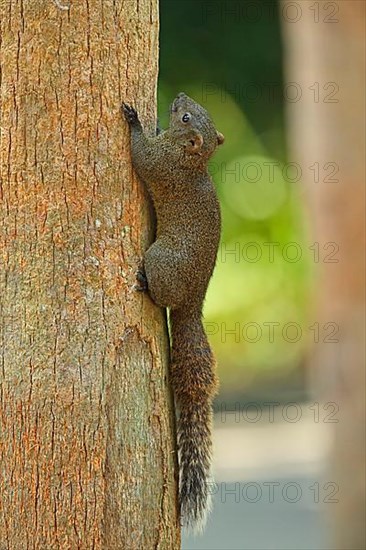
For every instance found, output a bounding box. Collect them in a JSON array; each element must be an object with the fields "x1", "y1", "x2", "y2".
[{"x1": 122, "y1": 93, "x2": 224, "y2": 531}]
